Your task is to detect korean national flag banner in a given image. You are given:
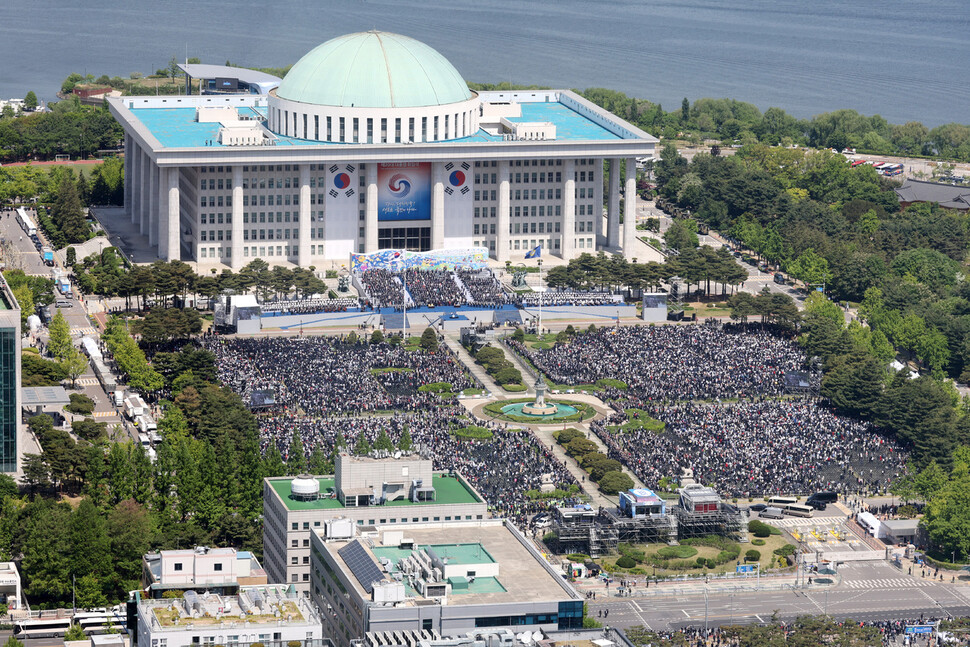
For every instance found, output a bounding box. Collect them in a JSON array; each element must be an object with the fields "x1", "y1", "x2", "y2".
[
  {"x1": 443, "y1": 161, "x2": 474, "y2": 243},
  {"x1": 525, "y1": 244, "x2": 542, "y2": 259}
]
